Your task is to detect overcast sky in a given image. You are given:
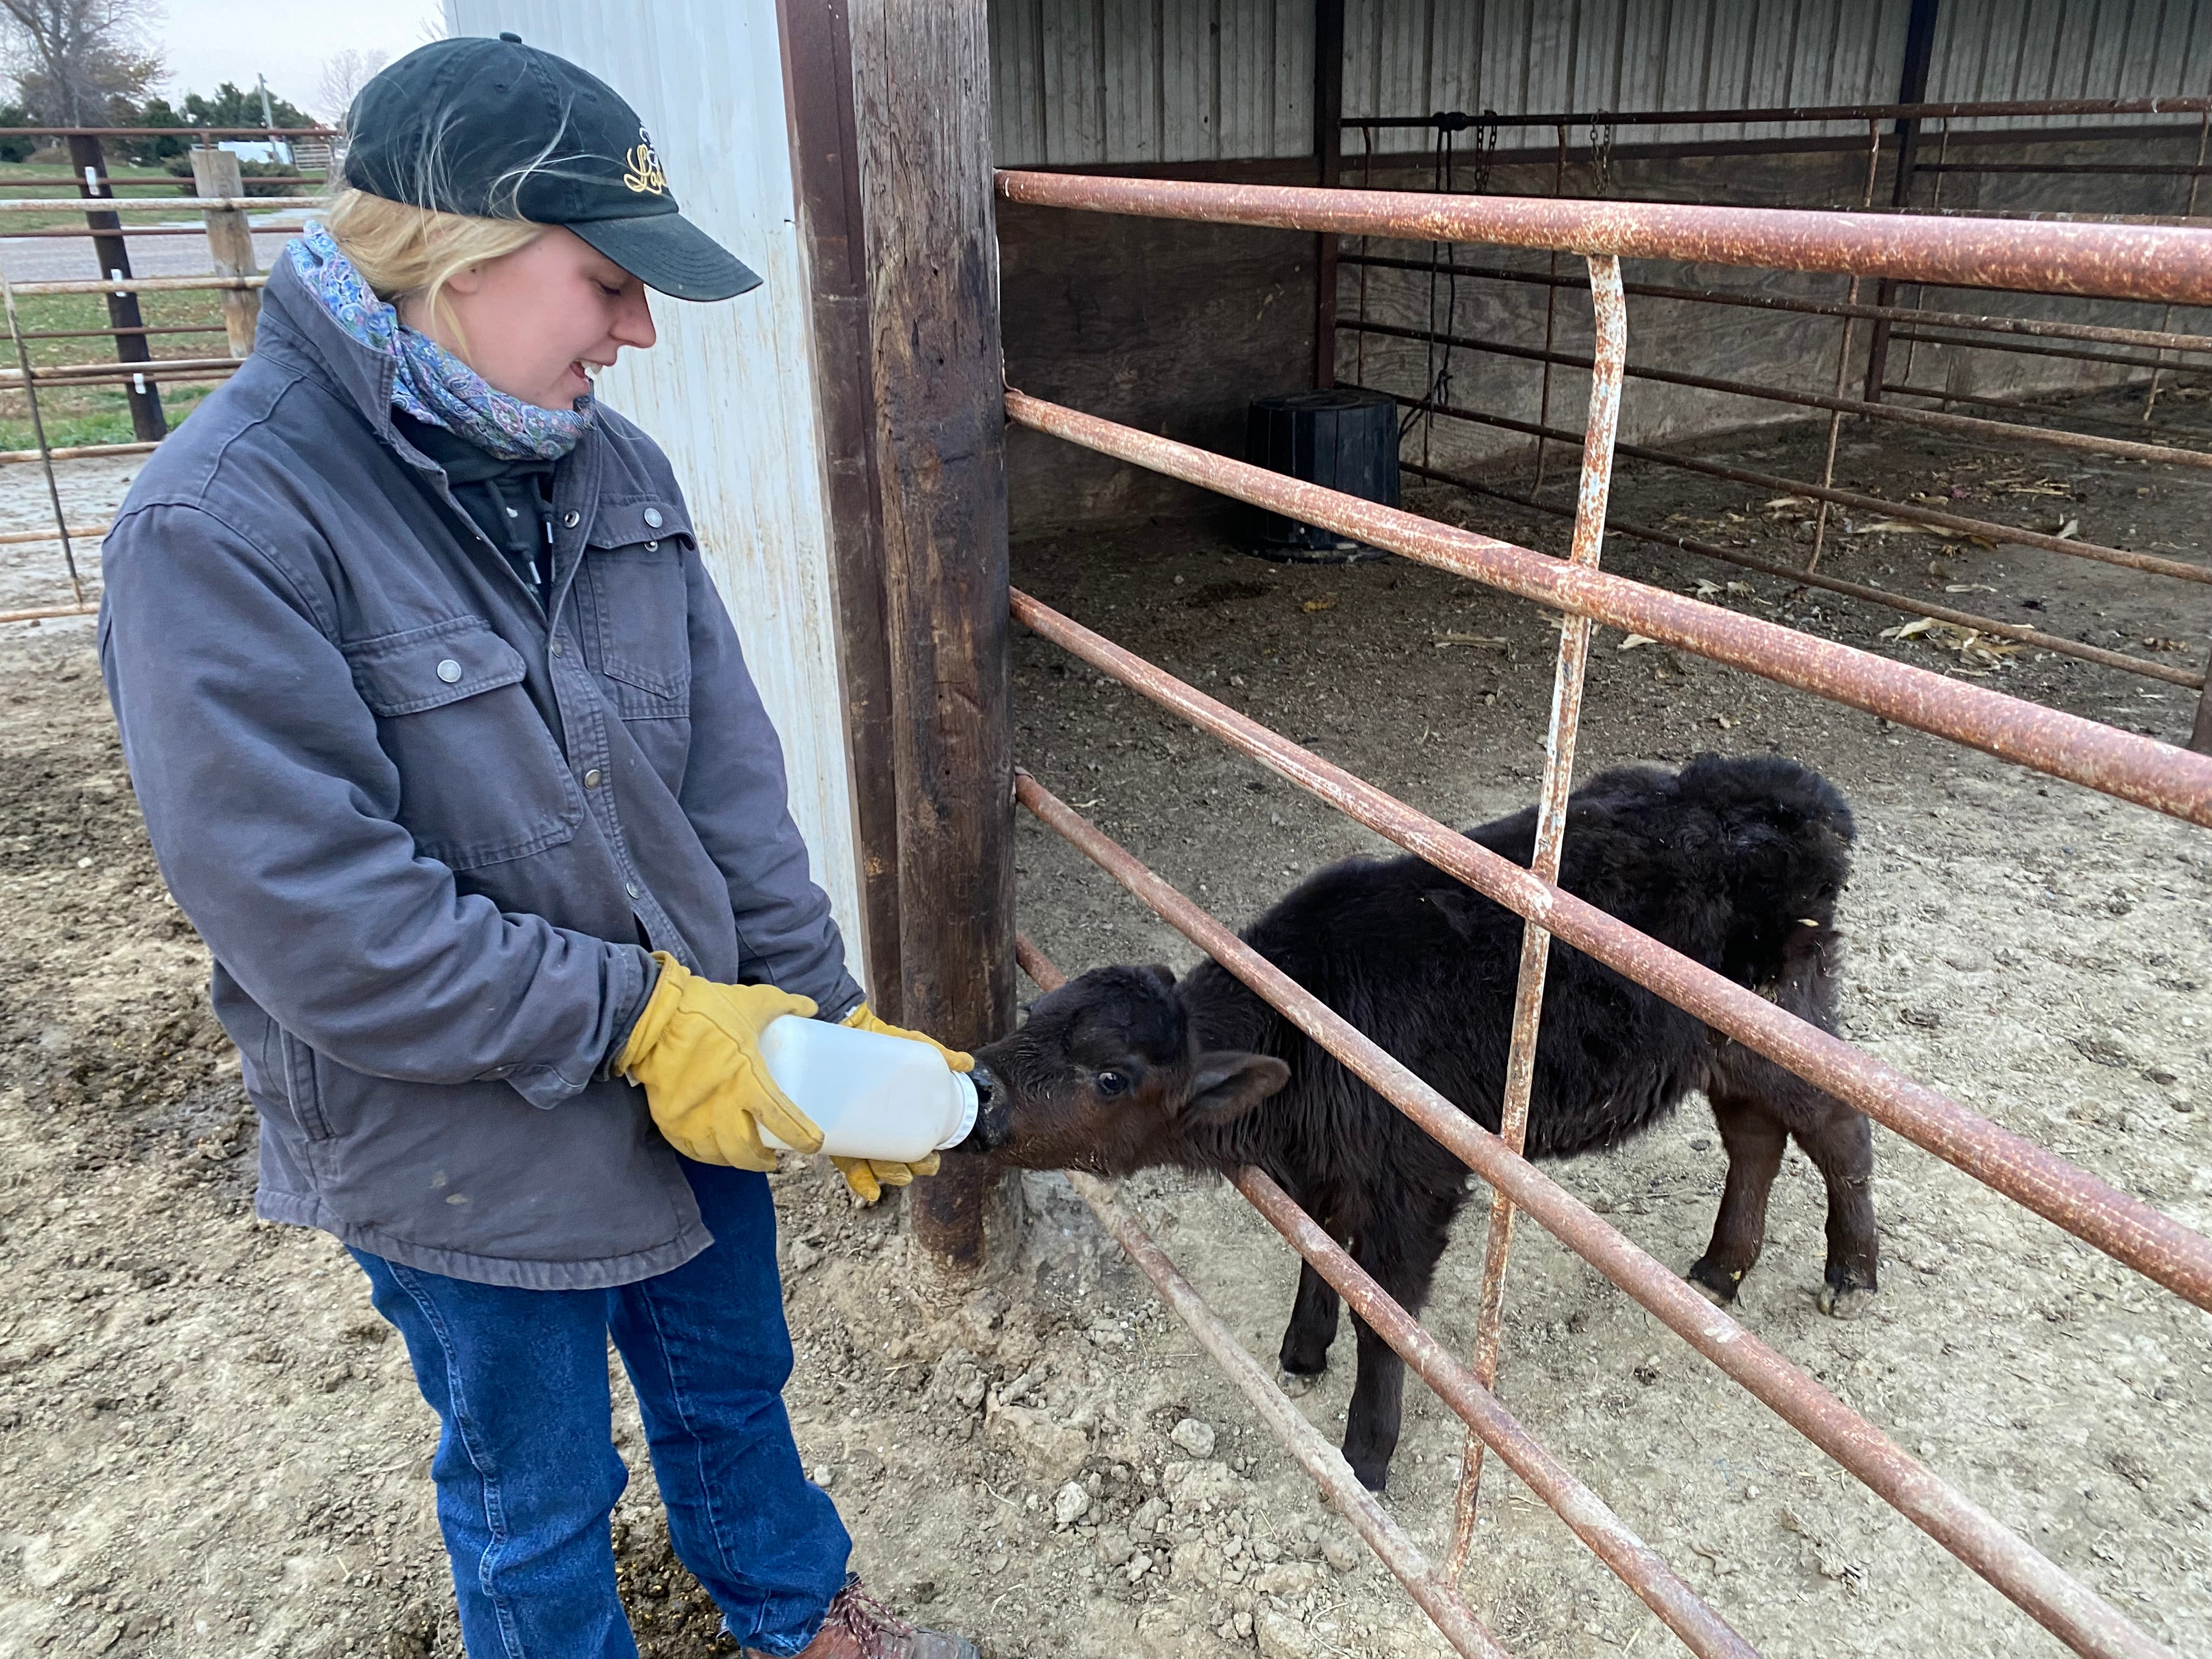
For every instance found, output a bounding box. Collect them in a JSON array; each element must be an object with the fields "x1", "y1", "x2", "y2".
[{"x1": 156, "y1": 3, "x2": 448, "y2": 120}]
